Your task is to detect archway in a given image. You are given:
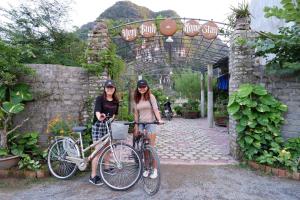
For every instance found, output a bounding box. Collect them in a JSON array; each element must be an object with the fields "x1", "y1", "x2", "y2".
[{"x1": 86, "y1": 17, "x2": 253, "y2": 160}]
